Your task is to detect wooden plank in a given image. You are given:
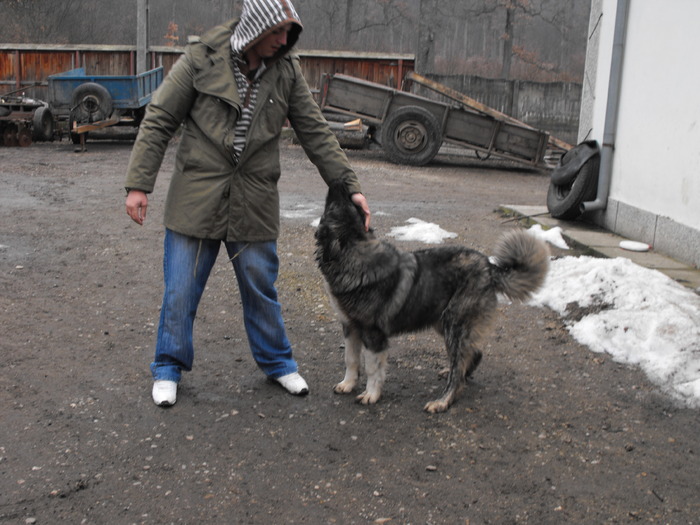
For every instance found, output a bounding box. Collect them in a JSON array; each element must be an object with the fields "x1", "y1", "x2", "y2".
[
  {"x1": 409, "y1": 72, "x2": 518, "y2": 122},
  {"x1": 73, "y1": 116, "x2": 121, "y2": 134}
]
